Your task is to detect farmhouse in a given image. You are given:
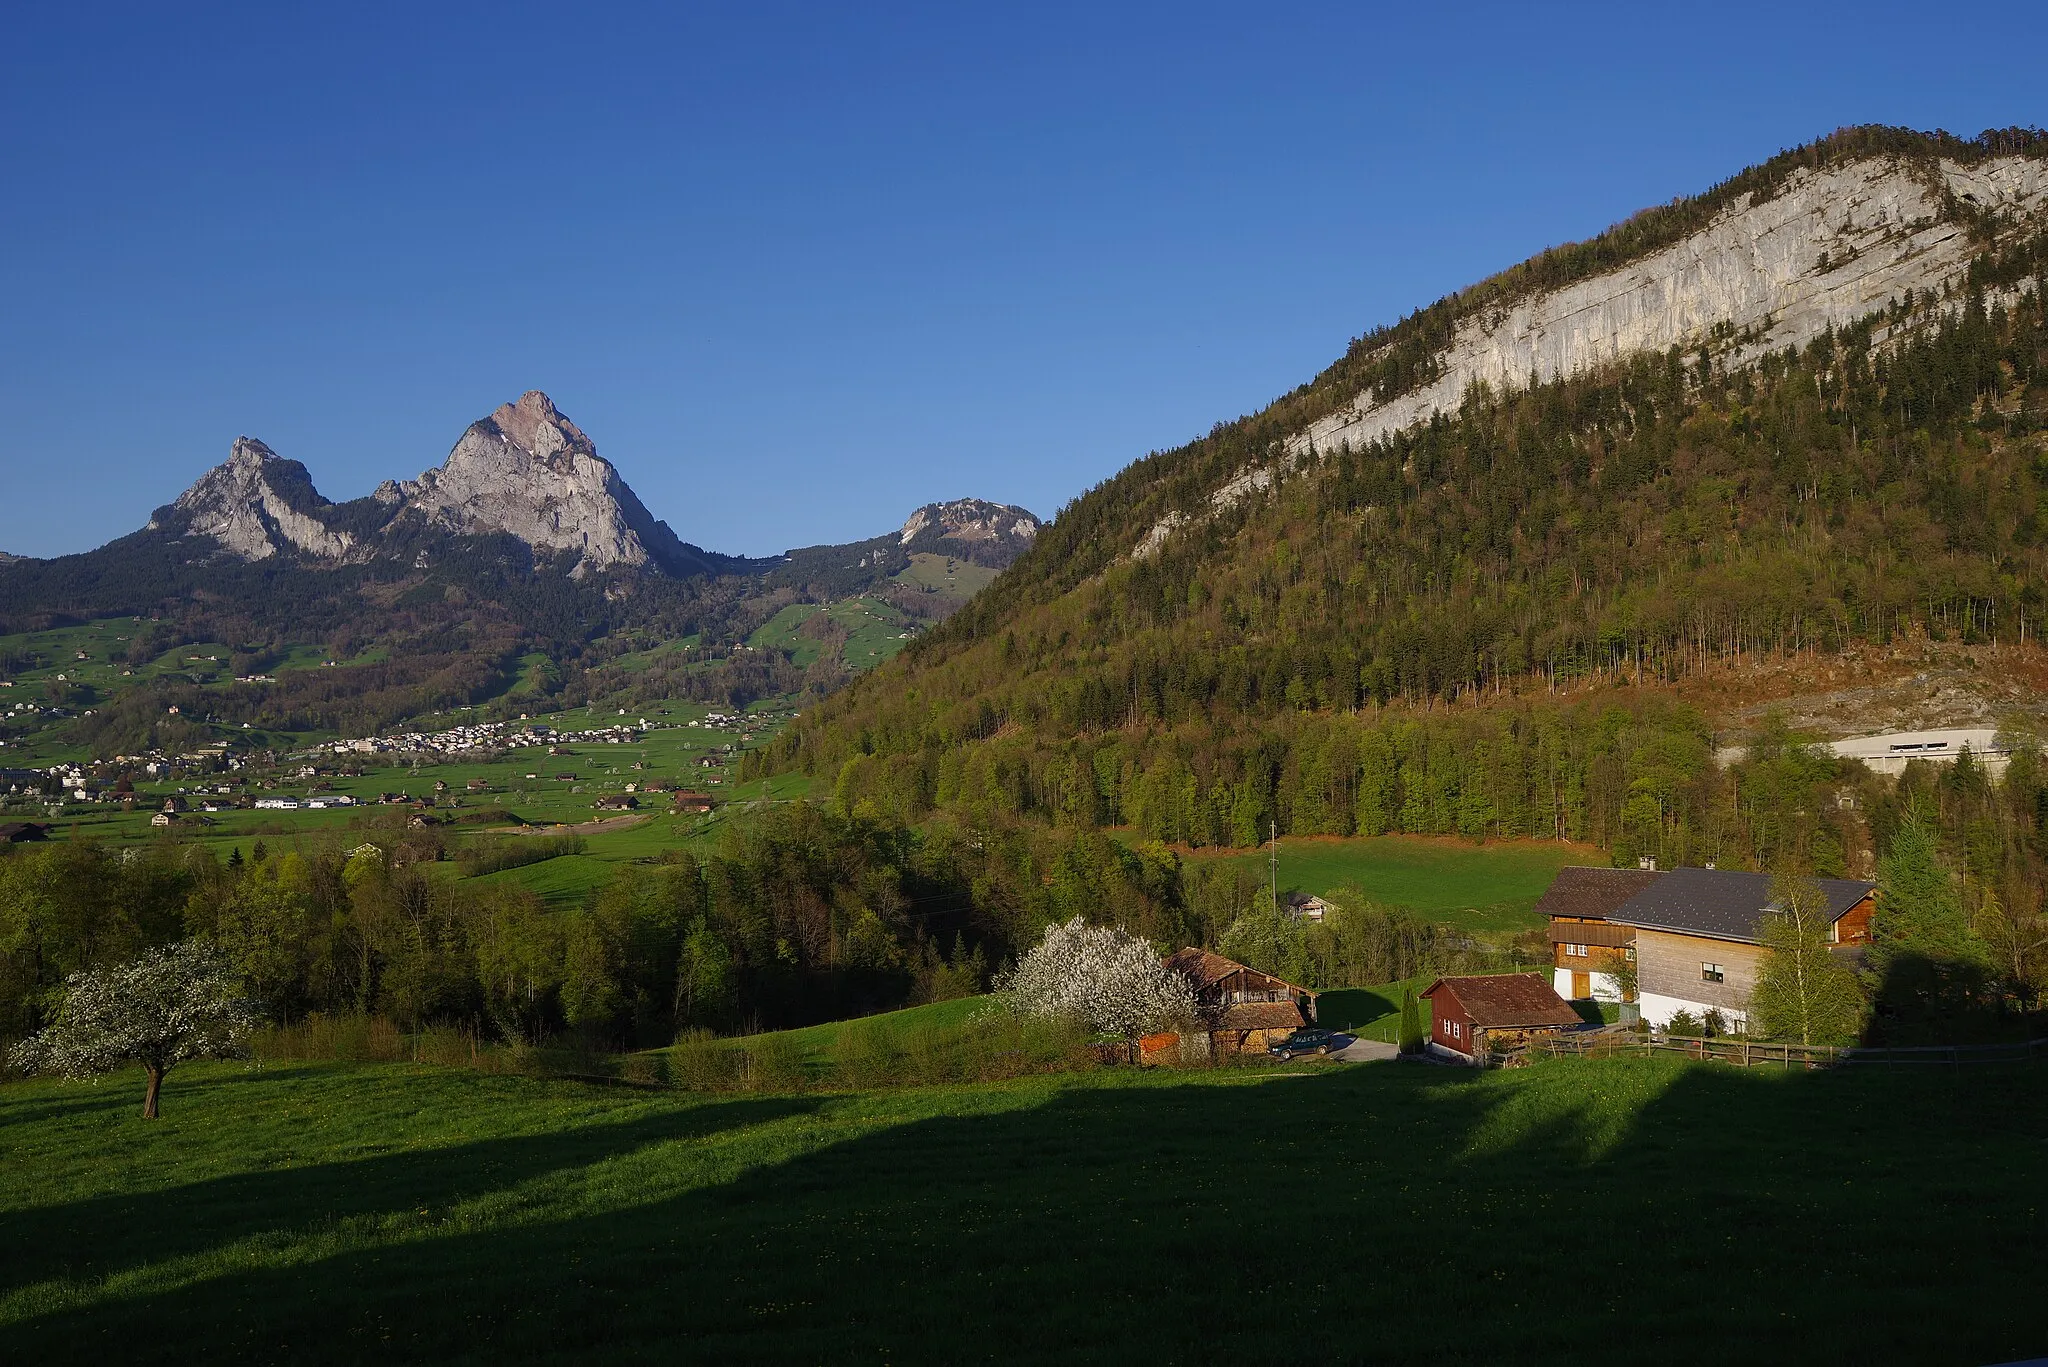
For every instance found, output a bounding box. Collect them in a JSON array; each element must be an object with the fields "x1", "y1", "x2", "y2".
[
  {"x1": 1283, "y1": 891, "x2": 1332, "y2": 923},
  {"x1": 1605, "y1": 867, "x2": 1874, "y2": 1033},
  {"x1": 0, "y1": 822, "x2": 50, "y2": 843},
  {"x1": 594, "y1": 793, "x2": 639, "y2": 811},
  {"x1": 671, "y1": 791, "x2": 716, "y2": 814},
  {"x1": 1163, "y1": 948, "x2": 1314, "y2": 1053},
  {"x1": 1420, "y1": 974, "x2": 1582, "y2": 1063},
  {"x1": 1537, "y1": 866, "x2": 1664, "y2": 1003}
]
